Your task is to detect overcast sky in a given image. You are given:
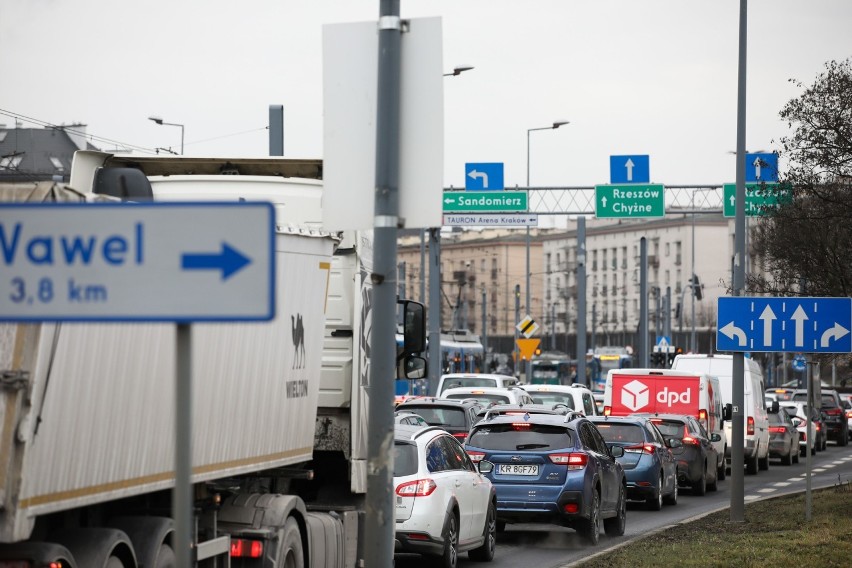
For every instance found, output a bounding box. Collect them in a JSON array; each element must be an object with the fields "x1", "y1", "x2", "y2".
[{"x1": 2, "y1": 1, "x2": 850, "y2": 188}]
